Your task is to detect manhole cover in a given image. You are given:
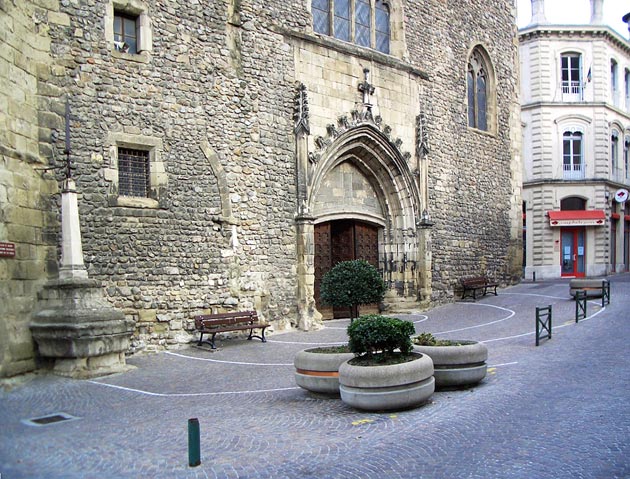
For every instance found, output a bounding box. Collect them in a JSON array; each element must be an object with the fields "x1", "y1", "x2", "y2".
[{"x1": 22, "y1": 412, "x2": 80, "y2": 427}]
